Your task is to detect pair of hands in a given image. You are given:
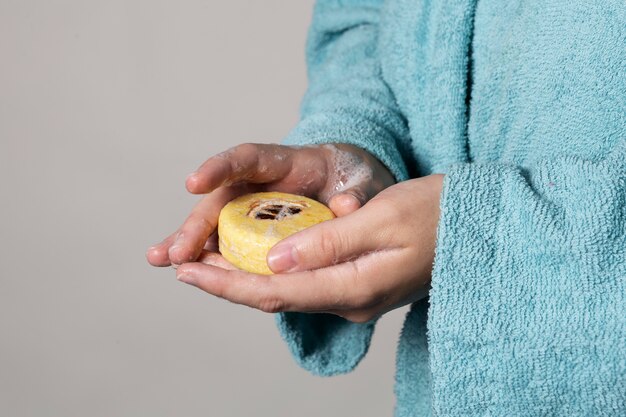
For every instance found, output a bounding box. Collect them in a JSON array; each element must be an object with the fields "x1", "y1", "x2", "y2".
[{"x1": 146, "y1": 143, "x2": 443, "y2": 323}]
